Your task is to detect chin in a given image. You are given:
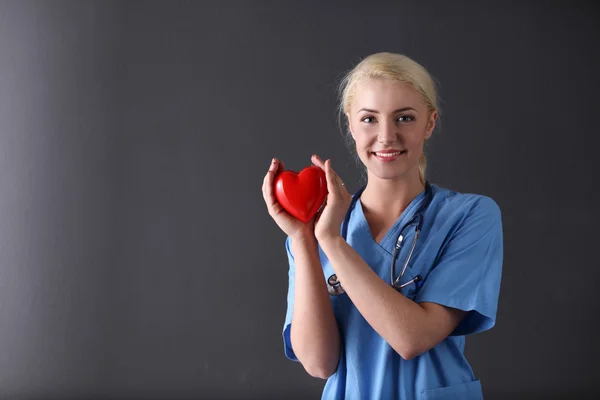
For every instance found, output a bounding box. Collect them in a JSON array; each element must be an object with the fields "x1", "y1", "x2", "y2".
[
  {"x1": 364, "y1": 160, "x2": 415, "y2": 182},
  {"x1": 368, "y1": 166, "x2": 408, "y2": 181}
]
